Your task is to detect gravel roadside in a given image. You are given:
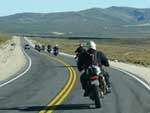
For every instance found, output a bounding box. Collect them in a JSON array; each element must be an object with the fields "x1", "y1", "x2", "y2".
[{"x1": 0, "y1": 36, "x2": 26, "y2": 81}]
